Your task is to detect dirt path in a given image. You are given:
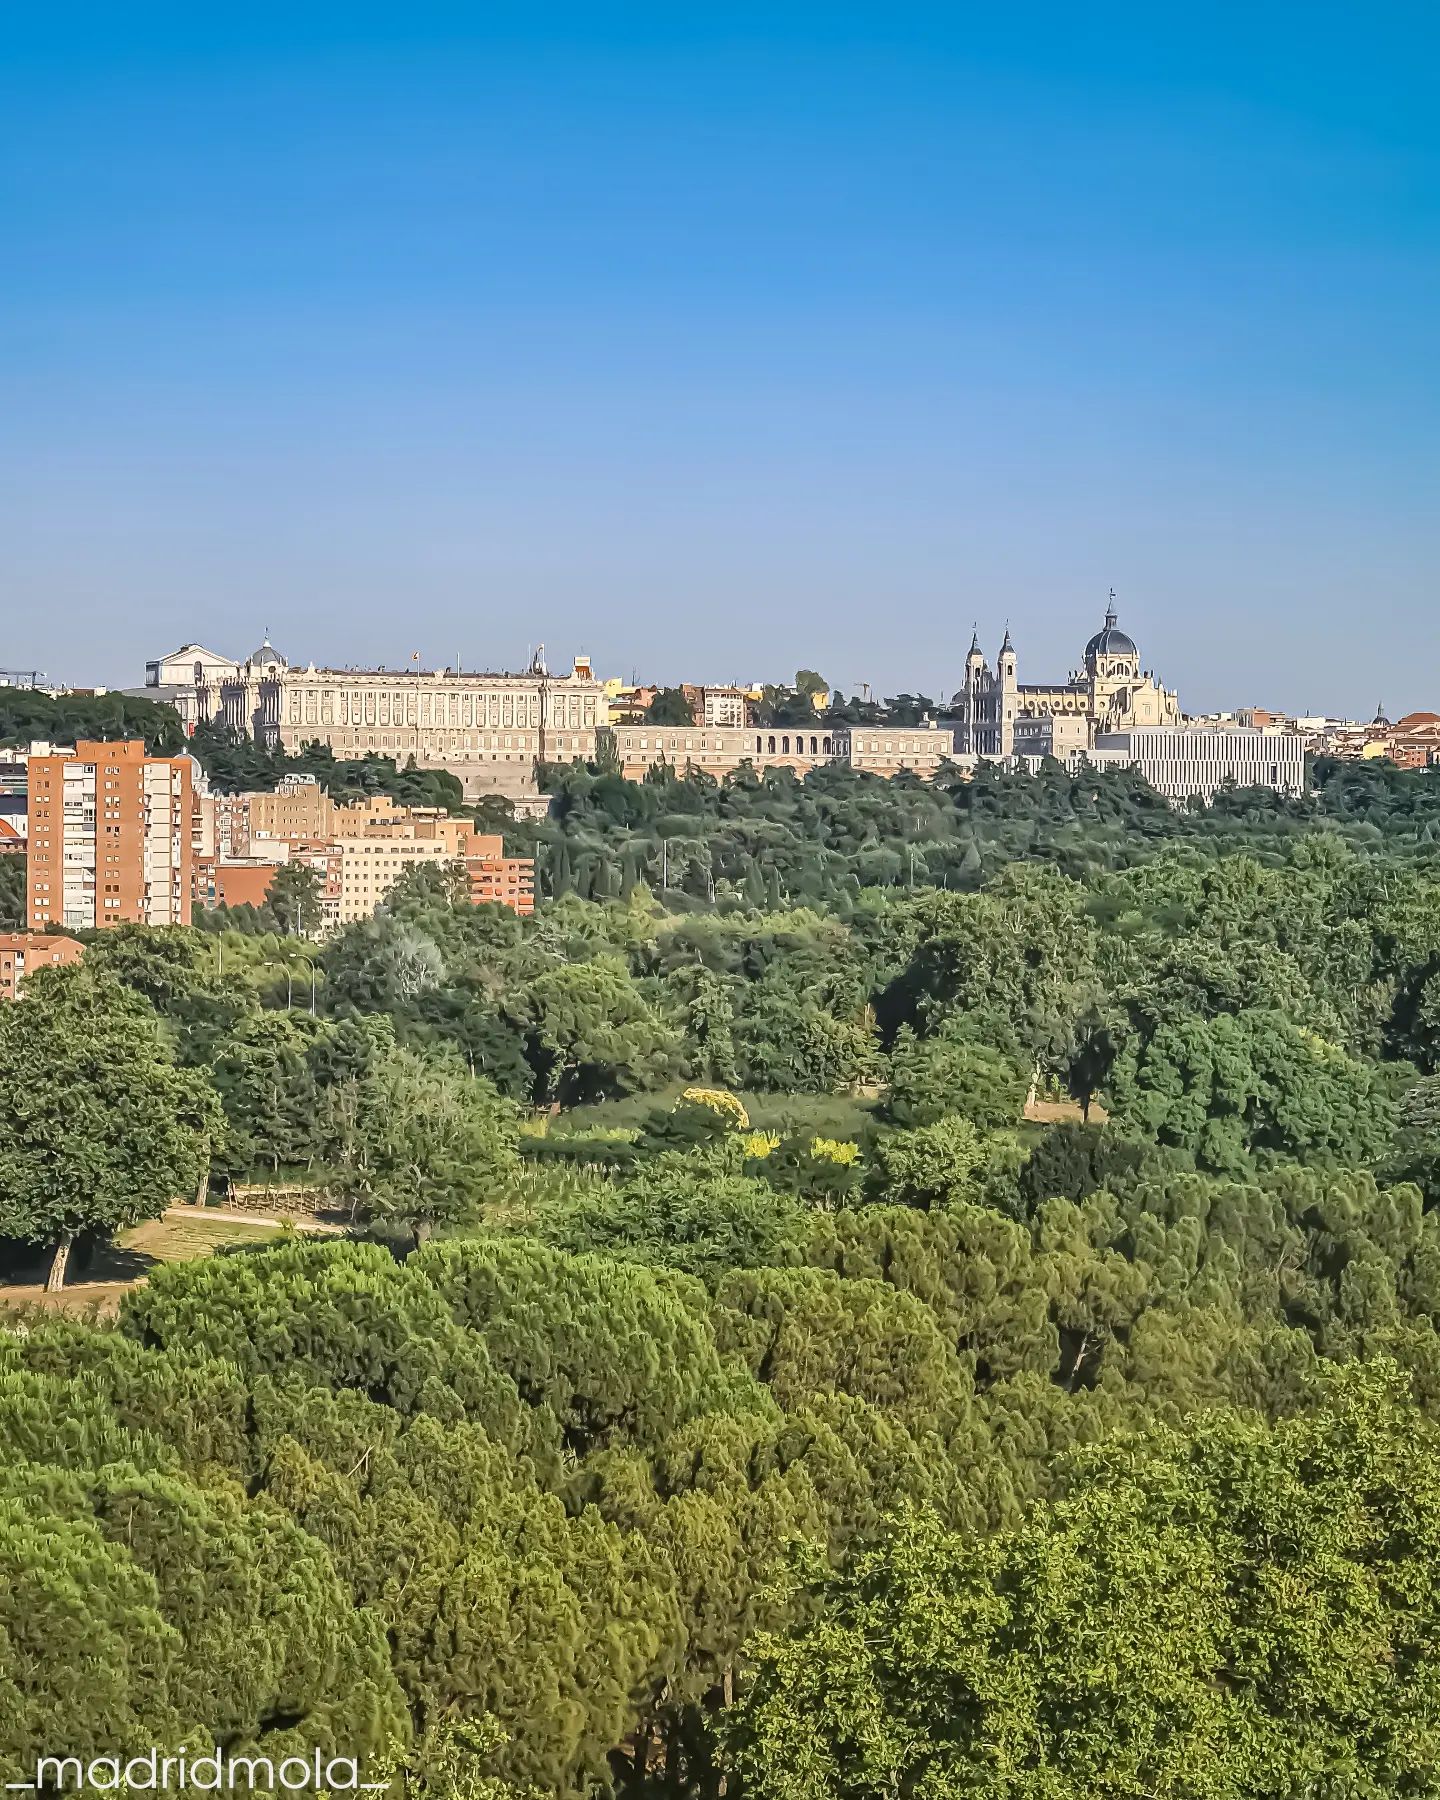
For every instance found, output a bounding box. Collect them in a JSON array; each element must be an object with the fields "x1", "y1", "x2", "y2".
[
  {"x1": 0, "y1": 1280, "x2": 137, "y2": 1322},
  {"x1": 161, "y1": 1205, "x2": 345, "y2": 1233},
  {"x1": 1022, "y1": 1097, "x2": 1108, "y2": 1124}
]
